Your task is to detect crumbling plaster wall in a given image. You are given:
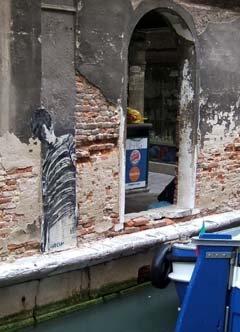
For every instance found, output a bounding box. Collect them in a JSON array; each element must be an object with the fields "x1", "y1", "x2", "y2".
[
  {"x1": 131, "y1": 0, "x2": 240, "y2": 35},
  {"x1": 0, "y1": 0, "x2": 42, "y2": 261},
  {"x1": 77, "y1": 0, "x2": 240, "y2": 216},
  {"x1": 168, "y1": 0, "x2": 240, "y2": 212},
  {"x1": 196, "y1": 18, "x2": 240, "y2": 212},
  {"x1": 75, "y1": 75, "x2": 120, "y2": 240},
  {"x1": 0, "y1": 0, "x2": 41, "y2": 139},
  {"x1": 1, "y1": 0, "x2": 240, "y2": 261},
  {"x1": 159, "y1": 1, "x2": 240, "y2": 212},
  {"x1": 0, "y1": 135, "x2": 41, "y2": 260},
  {"x1": 41, "y1": 5, "x2": 76, "y2": 136},
  {"x1": 75, "y1": 0, "x2": 132, "y2": 237},
  {"x1": 176, "y1": 1, "x2": 240, "y2": 212},
  {"x1": 0, "y1": 1, "x2": 11, "y2": 135},
  {"x1": 75, "y1": 0, "x2": 199, "y2": 221},
  {"x1": 0, "y1": 0, "x2": 80, "y2": 260}
]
